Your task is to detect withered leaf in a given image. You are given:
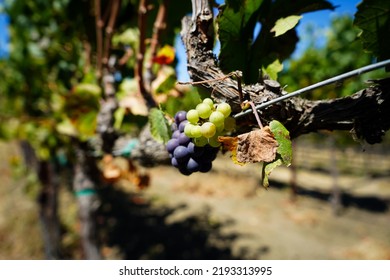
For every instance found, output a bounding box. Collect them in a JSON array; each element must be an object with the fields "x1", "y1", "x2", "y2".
[
  {"x1": 237, "y1": 126, "x2": 278, "y2": 163},
  {"x1": 218, "y1": 136, "x2": 245, "y2": 165}
]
